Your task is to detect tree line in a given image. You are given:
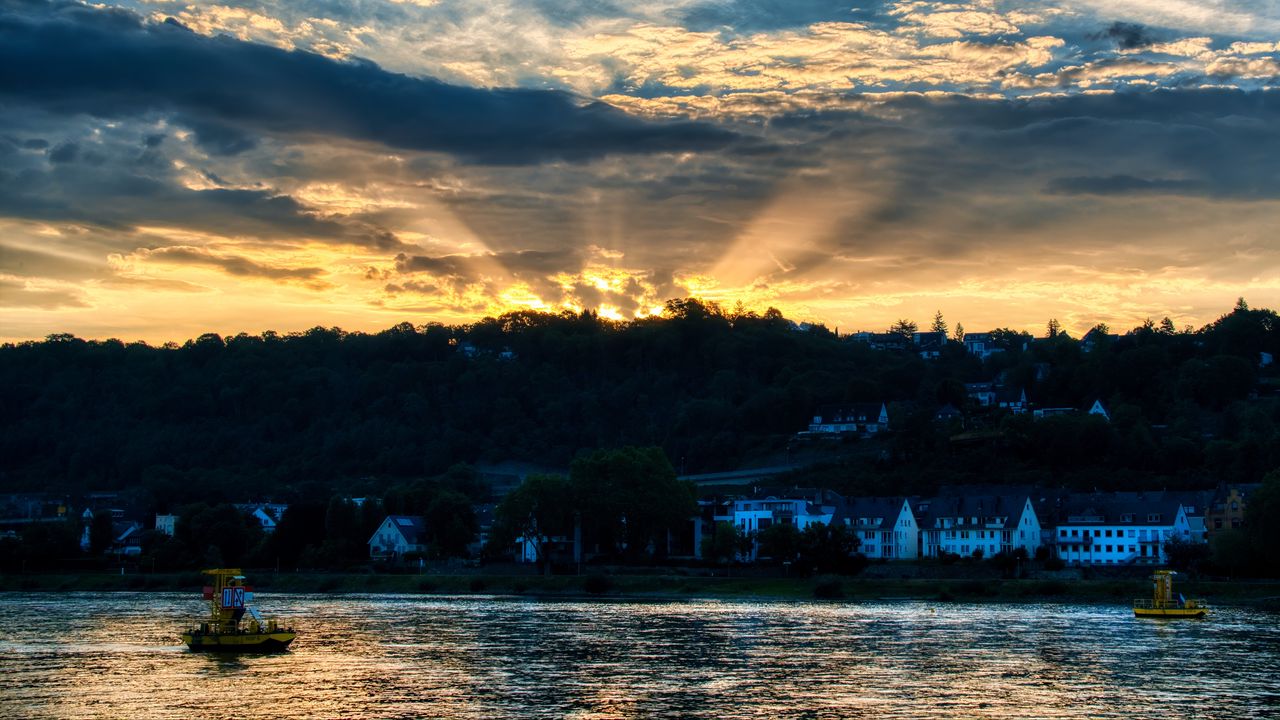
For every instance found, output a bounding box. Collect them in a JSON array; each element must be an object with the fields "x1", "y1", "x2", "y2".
[{"x1": 2, "y1": 297, "x2": 1280, "y2": 573}]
